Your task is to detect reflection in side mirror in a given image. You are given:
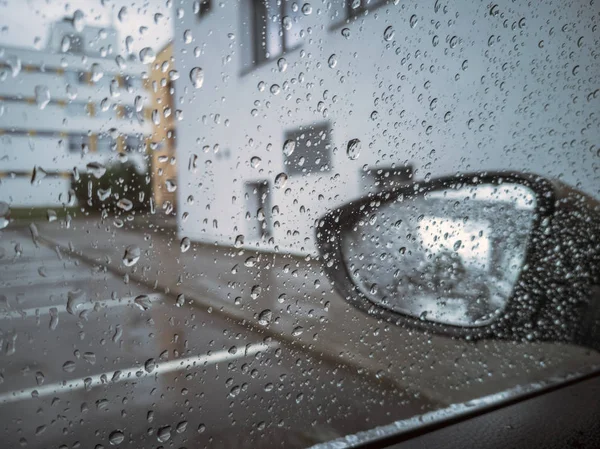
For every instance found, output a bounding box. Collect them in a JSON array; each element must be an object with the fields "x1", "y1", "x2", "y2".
[{"x1": 341, "y1": 183, "x2": 537, "y2": 327}]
